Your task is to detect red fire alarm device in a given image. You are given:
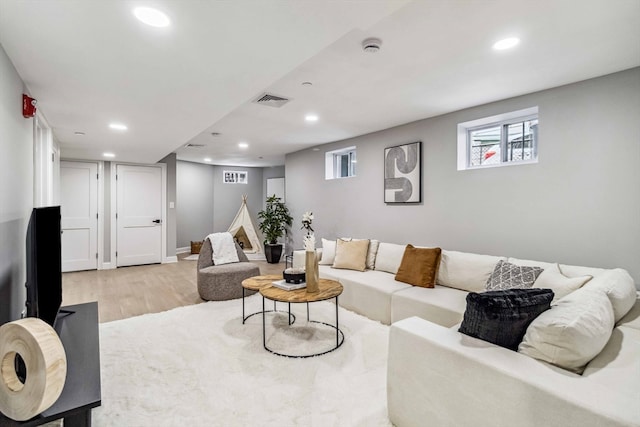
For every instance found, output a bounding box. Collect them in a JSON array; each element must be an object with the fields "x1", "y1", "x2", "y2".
[{"x1": 23, "y1": 94, "x2": 37, "y2": 118}]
